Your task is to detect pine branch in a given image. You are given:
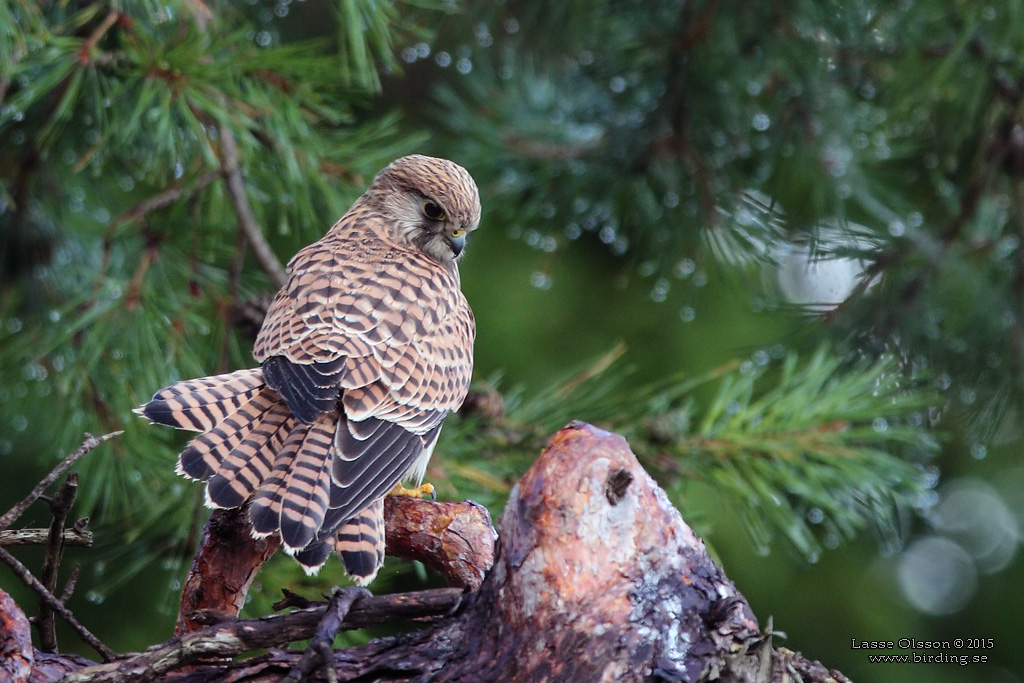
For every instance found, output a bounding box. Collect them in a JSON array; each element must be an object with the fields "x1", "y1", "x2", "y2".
[
  {"x1": 218, "y1": 118, "x2": 288, "y2": 288},
  {"x1": 483, "y1": 346, "x2": 933, "y2": 560},
  {"x1": 110, "y1": 170, "x2": 220, "y2": 229}
]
